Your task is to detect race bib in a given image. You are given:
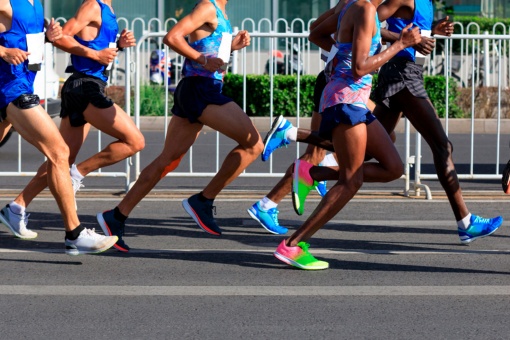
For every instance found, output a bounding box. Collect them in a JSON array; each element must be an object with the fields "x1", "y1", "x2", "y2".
[
  {"x1": 106, "y1": 42, "x2": 117, "y2": 71},
  {"x1": 26, "y1": 32, "x2": 45, "y2": 65}
]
